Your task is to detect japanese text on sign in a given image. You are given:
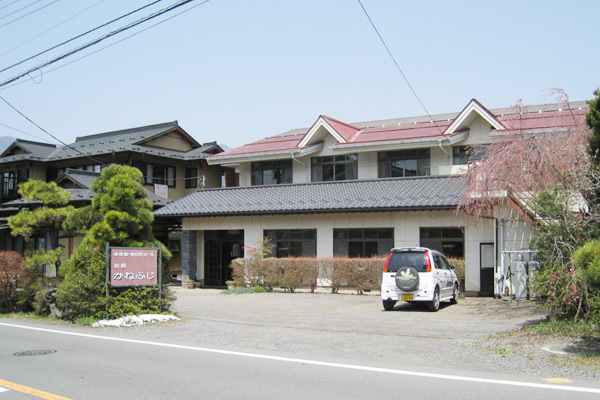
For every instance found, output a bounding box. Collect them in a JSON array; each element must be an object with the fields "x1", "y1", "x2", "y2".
[{"x1": 110, "y1": 248, "x2": 158, "y2": 287}]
